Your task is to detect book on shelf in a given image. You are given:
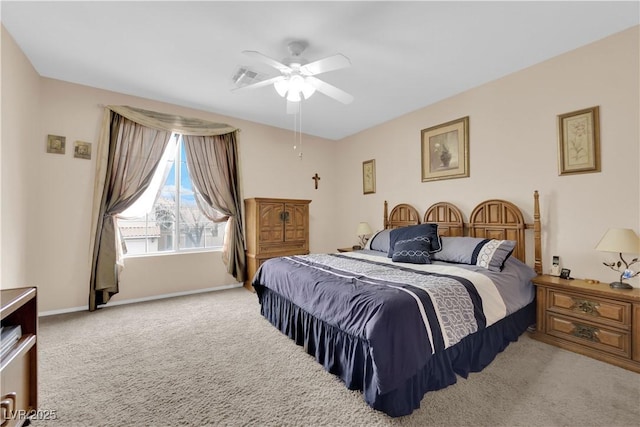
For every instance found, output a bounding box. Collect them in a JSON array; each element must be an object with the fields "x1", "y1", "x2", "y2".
[{"x1": 1, "y1": 325, "x2": 23, "y2": 358}]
